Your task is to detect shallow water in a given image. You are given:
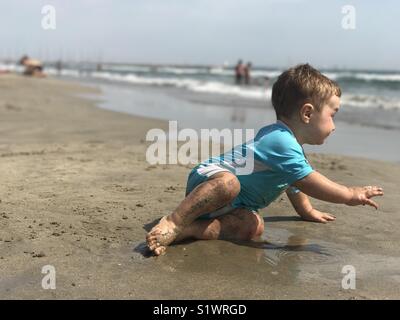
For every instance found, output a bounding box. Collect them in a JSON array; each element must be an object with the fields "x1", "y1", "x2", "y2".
[{"x1": 79, "y1": 80, "x2": 400, "y2": 163}]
